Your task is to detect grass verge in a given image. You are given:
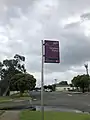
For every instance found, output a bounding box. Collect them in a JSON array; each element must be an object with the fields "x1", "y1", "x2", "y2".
[
  {"x1": 20, "y1": 110, "x2": 90, "y2": 120},
  {"x1": 0, "y1": 97, "x2": 12, "y2": 103},
  {"x1": 11, "y1": 92, "x2": 31, "y2": 100},
  {"x1": 0, "y1": 92, "x2": 31, "y2": 103}
]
